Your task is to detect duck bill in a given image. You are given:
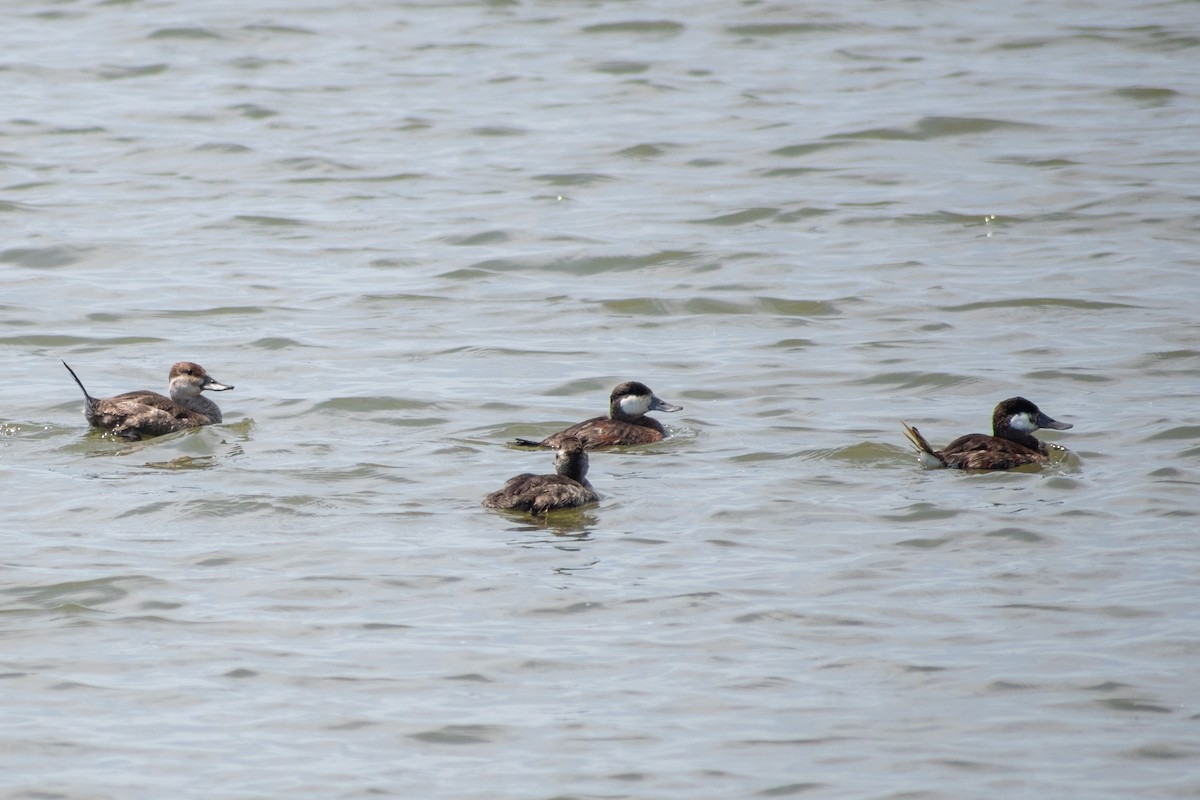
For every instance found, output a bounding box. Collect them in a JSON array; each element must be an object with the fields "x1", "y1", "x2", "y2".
[
  {"x1": 202, "y1": 377, "x2": 234, "y2": 392},
  {"x1": 649, "y1": 396, "x2": 682, "y2": 413},
  {"x1": 1036, "y1": 412, "x2": 1071, "y2": 430}
]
